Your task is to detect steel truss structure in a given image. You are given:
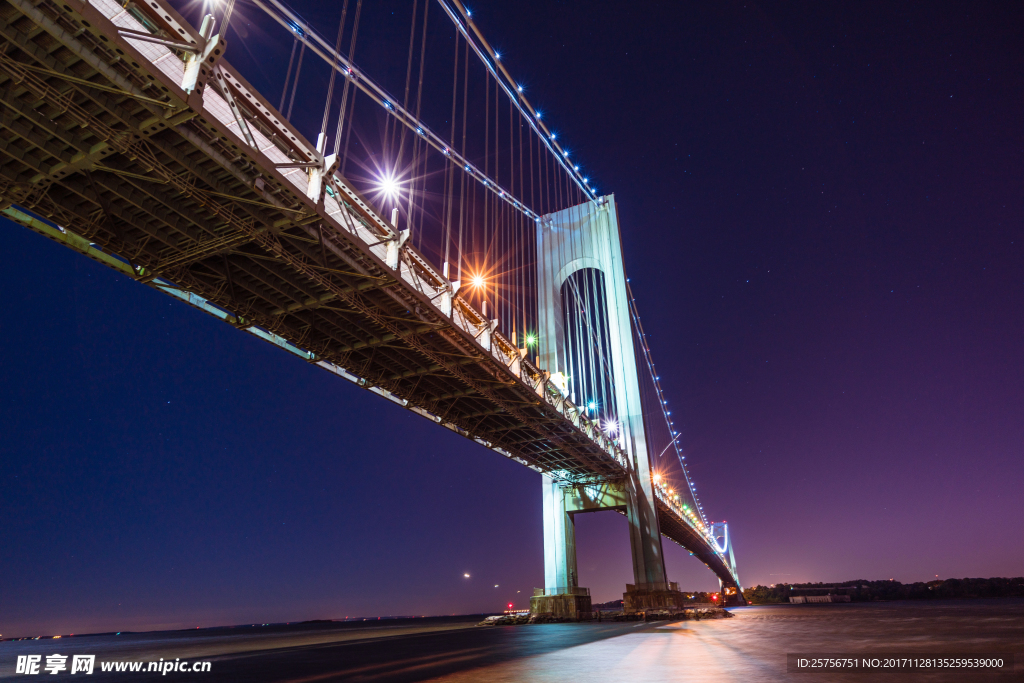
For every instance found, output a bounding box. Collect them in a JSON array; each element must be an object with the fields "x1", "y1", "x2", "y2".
[{"x1": 0, "y1": 0, "x2": 741, "y2": 591}]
